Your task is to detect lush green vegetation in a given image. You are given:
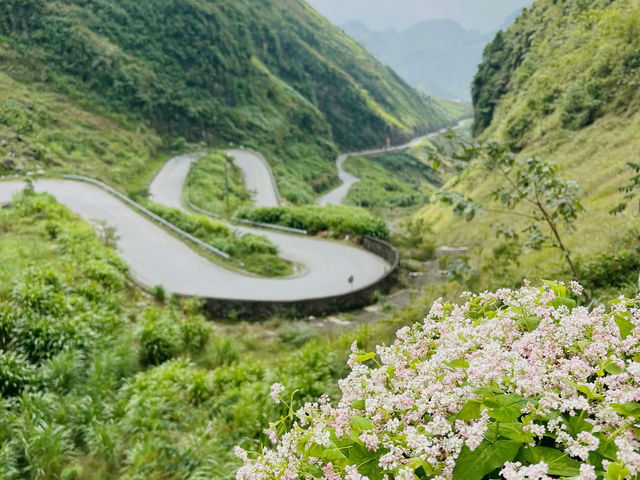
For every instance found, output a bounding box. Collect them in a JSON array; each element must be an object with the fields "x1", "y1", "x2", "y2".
[
  {"x1": 142, "y1": 201, "x2": 294, "y2": 278},
  {"x1": 0, "y1": 189, "x2": 437, "y2": 479},
  {"x1": 343, "y1": 153, "x2": 441, "y2": 208},
  {"x1": 235, "y1": 205, "x2": 390, "y2": 240},
  {"x1": 320, "y1": 121, "x2": 472, "y2": 210},
  {"x1": 0, "y1": 0, "x2": 458, "y2": 202},
  {"x1": 185, "y1": 152, "x2": 250, "y2": 217},
  {"x1": 0, "y1": 66, "x2": 164, "y2": 194},
  {"x1": 473, "y1": 0, "x2": 640, "y2": 144},
  {"x1": 416, "y1": 0, "x2": 640, "y2": 304}
]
